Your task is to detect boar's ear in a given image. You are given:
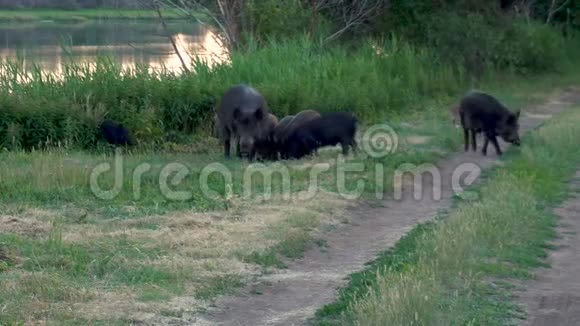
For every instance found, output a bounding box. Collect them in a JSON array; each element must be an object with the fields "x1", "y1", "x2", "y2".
[
  {"x1": 255, "y1": 108, "x2": 264, "y2": 121},
  {"x1": 233, "y1": 107, "x2": 241, "y2": 121},
  {"x1": 506, "y1": 110, "x2": 521, "y2": 125}
]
